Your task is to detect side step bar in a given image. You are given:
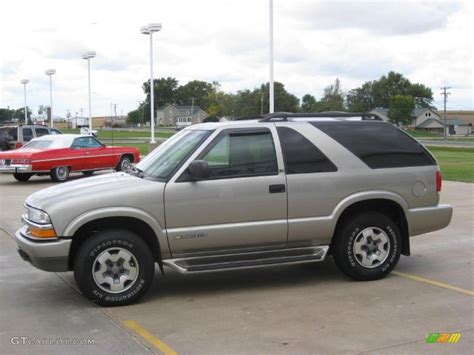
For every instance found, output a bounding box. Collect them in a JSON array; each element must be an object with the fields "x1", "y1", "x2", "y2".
[{"x1": 163, "y1": 246, "x2": 329, "y2": 274}]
